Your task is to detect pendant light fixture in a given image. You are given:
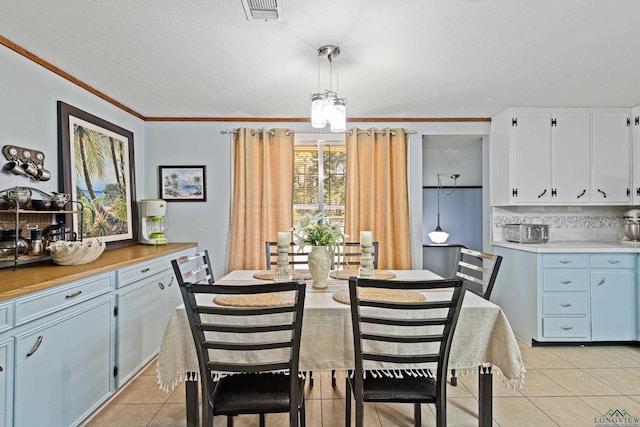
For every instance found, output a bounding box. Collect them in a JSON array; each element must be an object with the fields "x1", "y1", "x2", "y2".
[
  {"x1": 428, "y1": 173, "x2": 460, "y2": 244},
  {"x1": 310, "y1": 45, "x2": 347, "y2": 132}
]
